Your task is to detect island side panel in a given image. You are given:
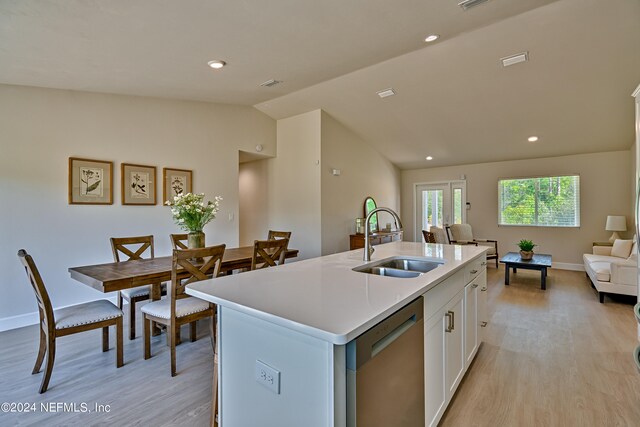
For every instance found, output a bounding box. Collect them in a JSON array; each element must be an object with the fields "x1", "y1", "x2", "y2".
[{"x1": 219, "y1": 306, "x2": 337, "y2": 427}]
